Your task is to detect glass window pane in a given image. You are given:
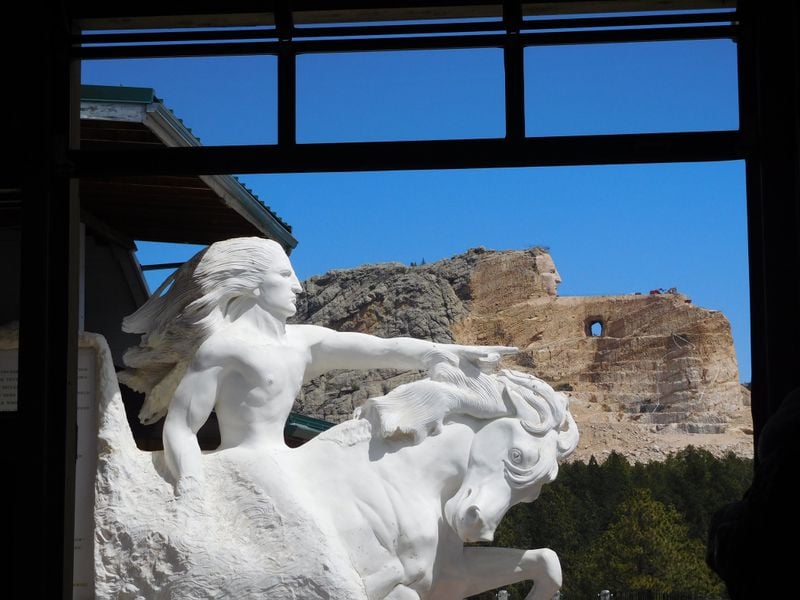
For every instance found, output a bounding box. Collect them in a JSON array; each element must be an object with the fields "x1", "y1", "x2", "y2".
[
  {"x1": 525, "y1": 39, "x2": 739, "y2": 136},
  {"x1": 242, "y1": 161, "x2": 750, "y2": 382},
  {"x1": 81, "y1": 55, "x2": 277, "y2": 145},
  {"x1": 297, "y1": 49, "x2": 505, "y2": 142}
]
